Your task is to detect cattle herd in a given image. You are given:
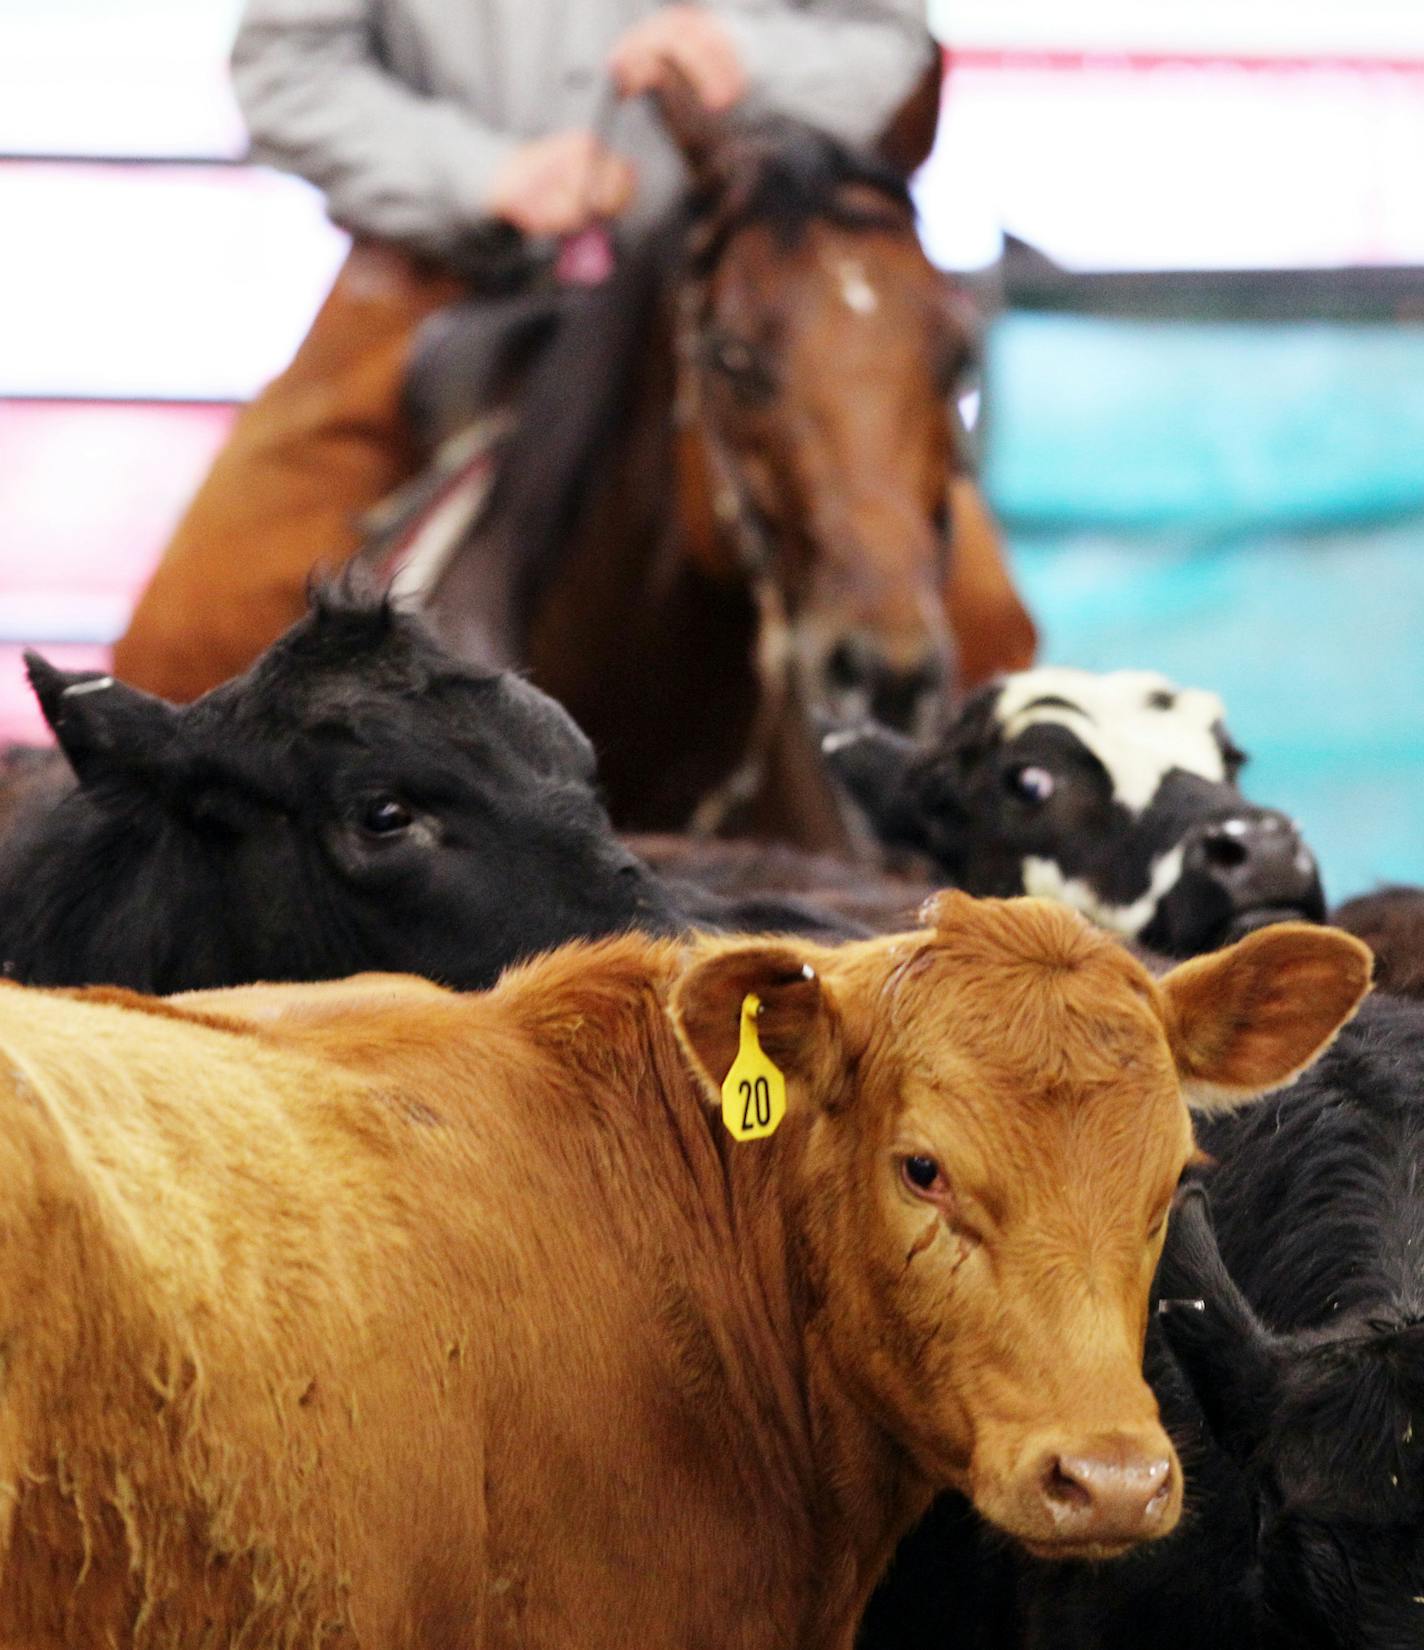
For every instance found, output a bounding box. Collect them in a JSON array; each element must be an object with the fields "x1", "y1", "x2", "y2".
[
  {"x1": 0, "y1": 586, "x2": 1421, "y2": 1649},
  {"x1": 0, "y1": 587, "x2": 1412, "y2": 1643}
]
